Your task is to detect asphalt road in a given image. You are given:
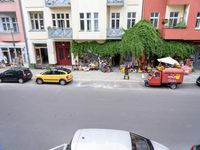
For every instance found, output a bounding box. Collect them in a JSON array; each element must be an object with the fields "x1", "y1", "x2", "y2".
[{"x1": 0, "y1": 81, "x2": 200, "y2": 150}]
